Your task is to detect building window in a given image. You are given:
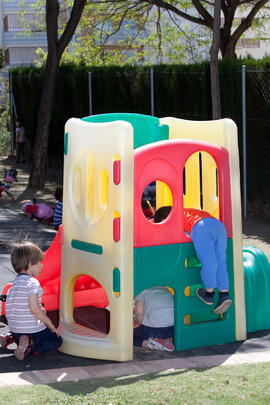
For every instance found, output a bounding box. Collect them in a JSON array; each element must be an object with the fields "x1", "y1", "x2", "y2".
[
  {"x1": 236, "y1": 38, "x2": 260, "y2": 48},
  {"x1": 3, "y1": 16, "x2": 8, "y2": 31},
  {"x1": 4, "y1": 49, "x2": 9, "y2": 64},
  {"x1": 5, "y1": 13, "x2": 44, "y2": 31},
  {"x1": 7, "y1": 46, "x2": 47, "y2": 66}
]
